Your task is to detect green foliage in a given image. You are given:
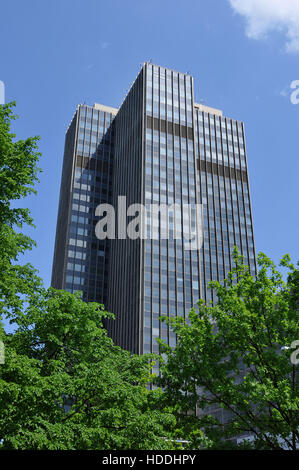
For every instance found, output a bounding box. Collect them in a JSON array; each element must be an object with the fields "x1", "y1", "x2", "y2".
[
  {"x1": 1, "y1": 102, "x2": 299, "y2": 450},
  {"x1": 157, "y1": 249, "x2": 299, "y2": 450},
  {"x1": 0, "y1": 102, "x2": 43, "y2": 321},
  {"x1": 0, "y1": 103, "x2": 177, "y2": 450},
  {"x1": 0, "y1": 289, "x2": 177, "y2": 449}
]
